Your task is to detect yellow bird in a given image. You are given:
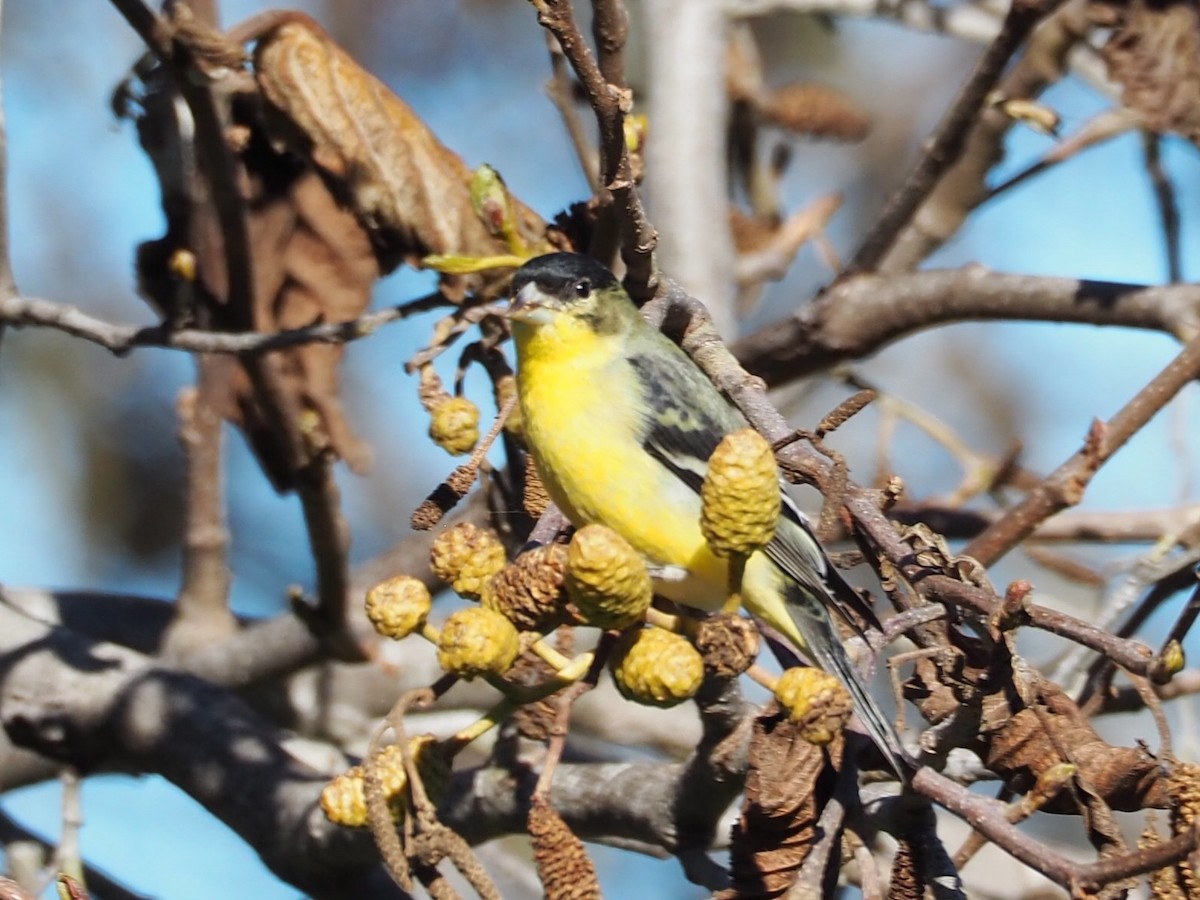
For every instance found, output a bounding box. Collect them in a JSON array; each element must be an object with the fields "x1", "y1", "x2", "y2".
[{"x1": 508, "y1": 252, "x2": 906, "y2": 777}]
